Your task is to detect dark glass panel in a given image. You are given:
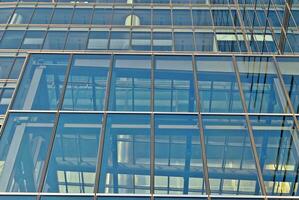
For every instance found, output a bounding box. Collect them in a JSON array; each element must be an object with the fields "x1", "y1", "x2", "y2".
[
  {"x1": 31, "y1": 8, "x2": 53, "y2": 24},
  {"x1": 203, "y1": 115, "x2": 261, "y2": 195},
  {"x1": 43, "y1": 31, "x2": 67, "y2": 50},
  {"x1": 12, "y1": 54, "x2": 69, "y2": 110},
  {"x1": 65, "y1": 31, "x2": 88, "y2": 50},
  {"x1": 99, "y1": 114, "x2": 151, "y2": 194},
  {"x1": 0, "y1": 113, "x2": 55, "y2": 192},
  {"x1": 63, "y1": 55, "x2": 110, "y2": 111},
  {"x1": 0, "y1": 30, "x2": 25, "y2": 49},
  {"x1": 21, "y1": 30, "x2": 46, "y2": 49},
  {"x1": 109, "y1": 55, "x2": 151, "y2": 111}
]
